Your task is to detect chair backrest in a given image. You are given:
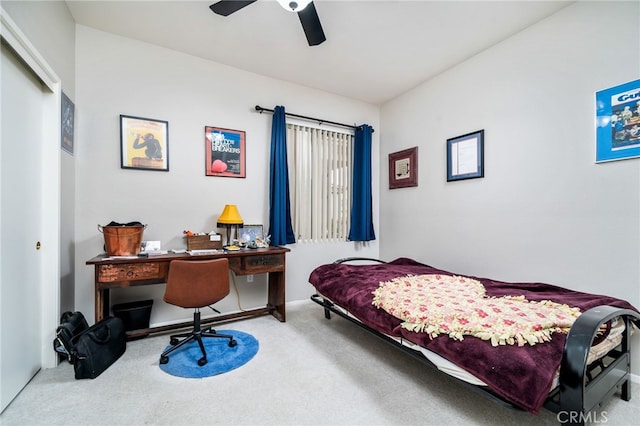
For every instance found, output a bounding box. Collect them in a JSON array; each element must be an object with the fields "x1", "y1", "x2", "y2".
[{"x1": 164, "y1": 258, "x2": 230, "y2": 309}]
